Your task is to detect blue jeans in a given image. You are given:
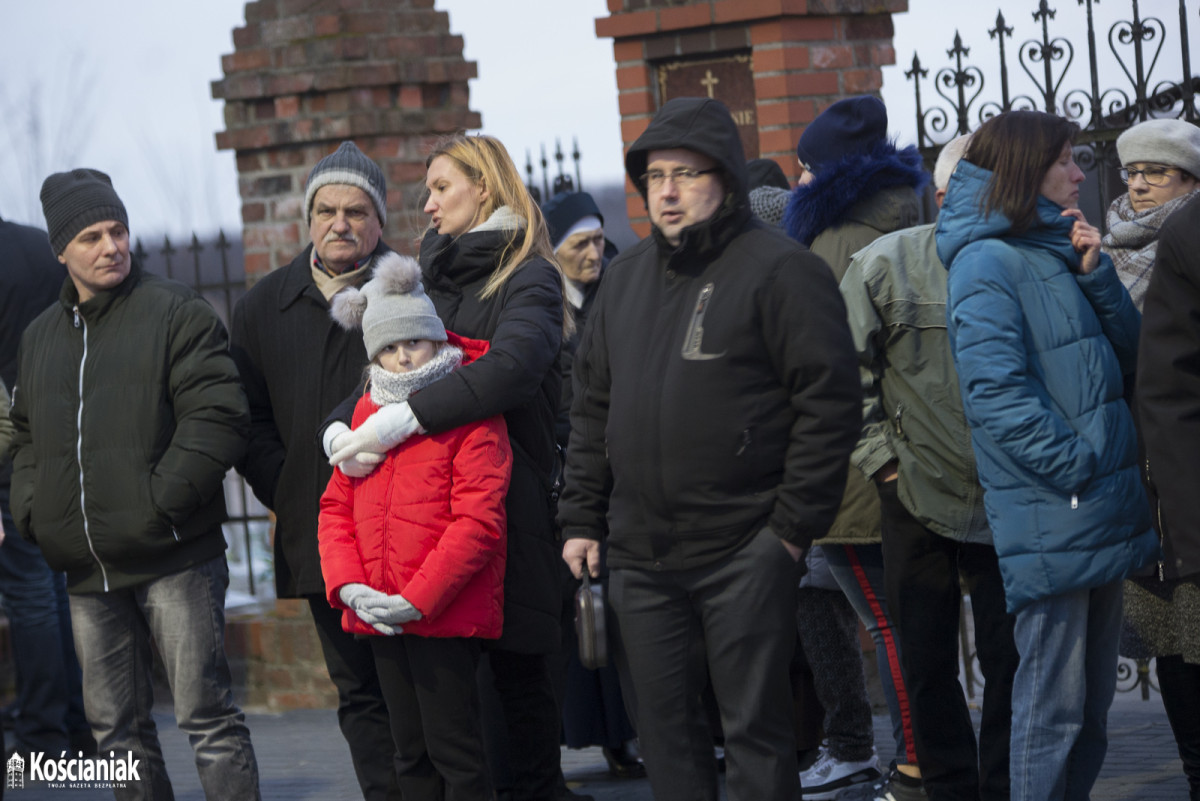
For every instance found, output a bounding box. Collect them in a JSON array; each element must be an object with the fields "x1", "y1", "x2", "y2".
[
  {"x1": 69, "y1": 556, "x2": 260, "y2": 801},
  {"x1": 0, "y1": 486, "x2": 87, "y2": 752},
  {"x1": 825, "y1": 543, "x2": 915, "y2": 766},
  {"x1": 1010, "y1": 580, "x2": 1123, "y2": 801}
]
